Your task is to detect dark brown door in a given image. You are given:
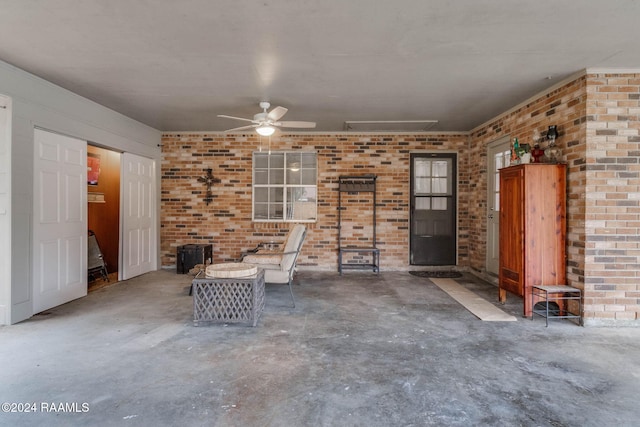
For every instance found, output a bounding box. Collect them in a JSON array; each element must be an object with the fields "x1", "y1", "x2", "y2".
[{"x1": 410, "y1": 153, "x2": 457, "y2": 265}]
